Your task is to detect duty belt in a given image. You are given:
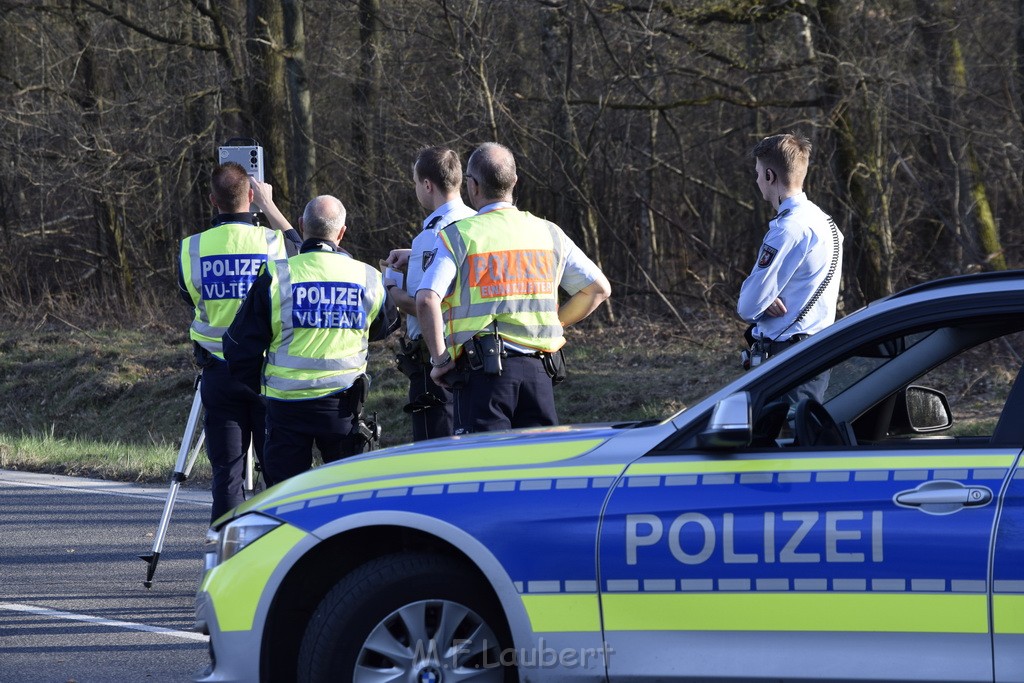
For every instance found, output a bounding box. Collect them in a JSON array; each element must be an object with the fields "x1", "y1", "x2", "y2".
[
  {"x1": 454, "y1": 335, "x2": 548, "y2": 371},
  {"x1": 762, "y1": 333, "x2": 810, "y2": 355},
  {"x1": 504, "y1": 347, "x2": 543, "y2": 358}
]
